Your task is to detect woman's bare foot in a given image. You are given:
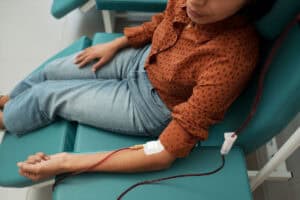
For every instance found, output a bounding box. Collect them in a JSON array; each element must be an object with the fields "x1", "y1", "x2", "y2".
[
  {"x1": 0, "y1": 111, "x2": 5, "y2": 130},
  {"x1": 0, "y1": 95, "x2": 9, "y2": 109},
  {"x1": 17, "y1": 152, "x2": 69, "y2": 181}
]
